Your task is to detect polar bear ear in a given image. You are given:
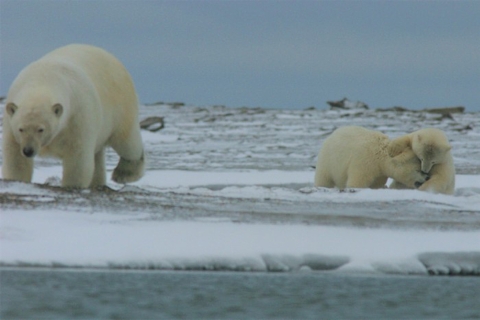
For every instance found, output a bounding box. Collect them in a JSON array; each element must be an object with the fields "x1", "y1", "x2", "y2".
[
  {"x1": 388, "y1": 136, "x2": 412, "y2": 157},
  {"x1": 6, "y1": 103, "x2": 18, "y2": 116},
  {"x1": 52, "y1": 103, "x2": 63, "y2": 117}
]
